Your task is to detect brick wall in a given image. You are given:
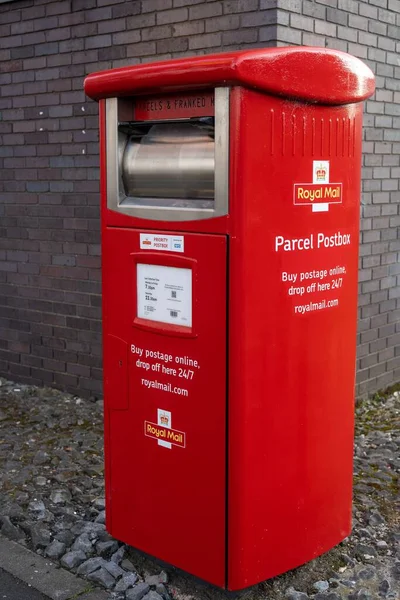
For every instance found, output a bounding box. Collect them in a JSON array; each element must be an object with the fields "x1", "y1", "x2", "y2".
[{"x1": 0, "y1": 0, "x2": 398, "y2": 398}]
